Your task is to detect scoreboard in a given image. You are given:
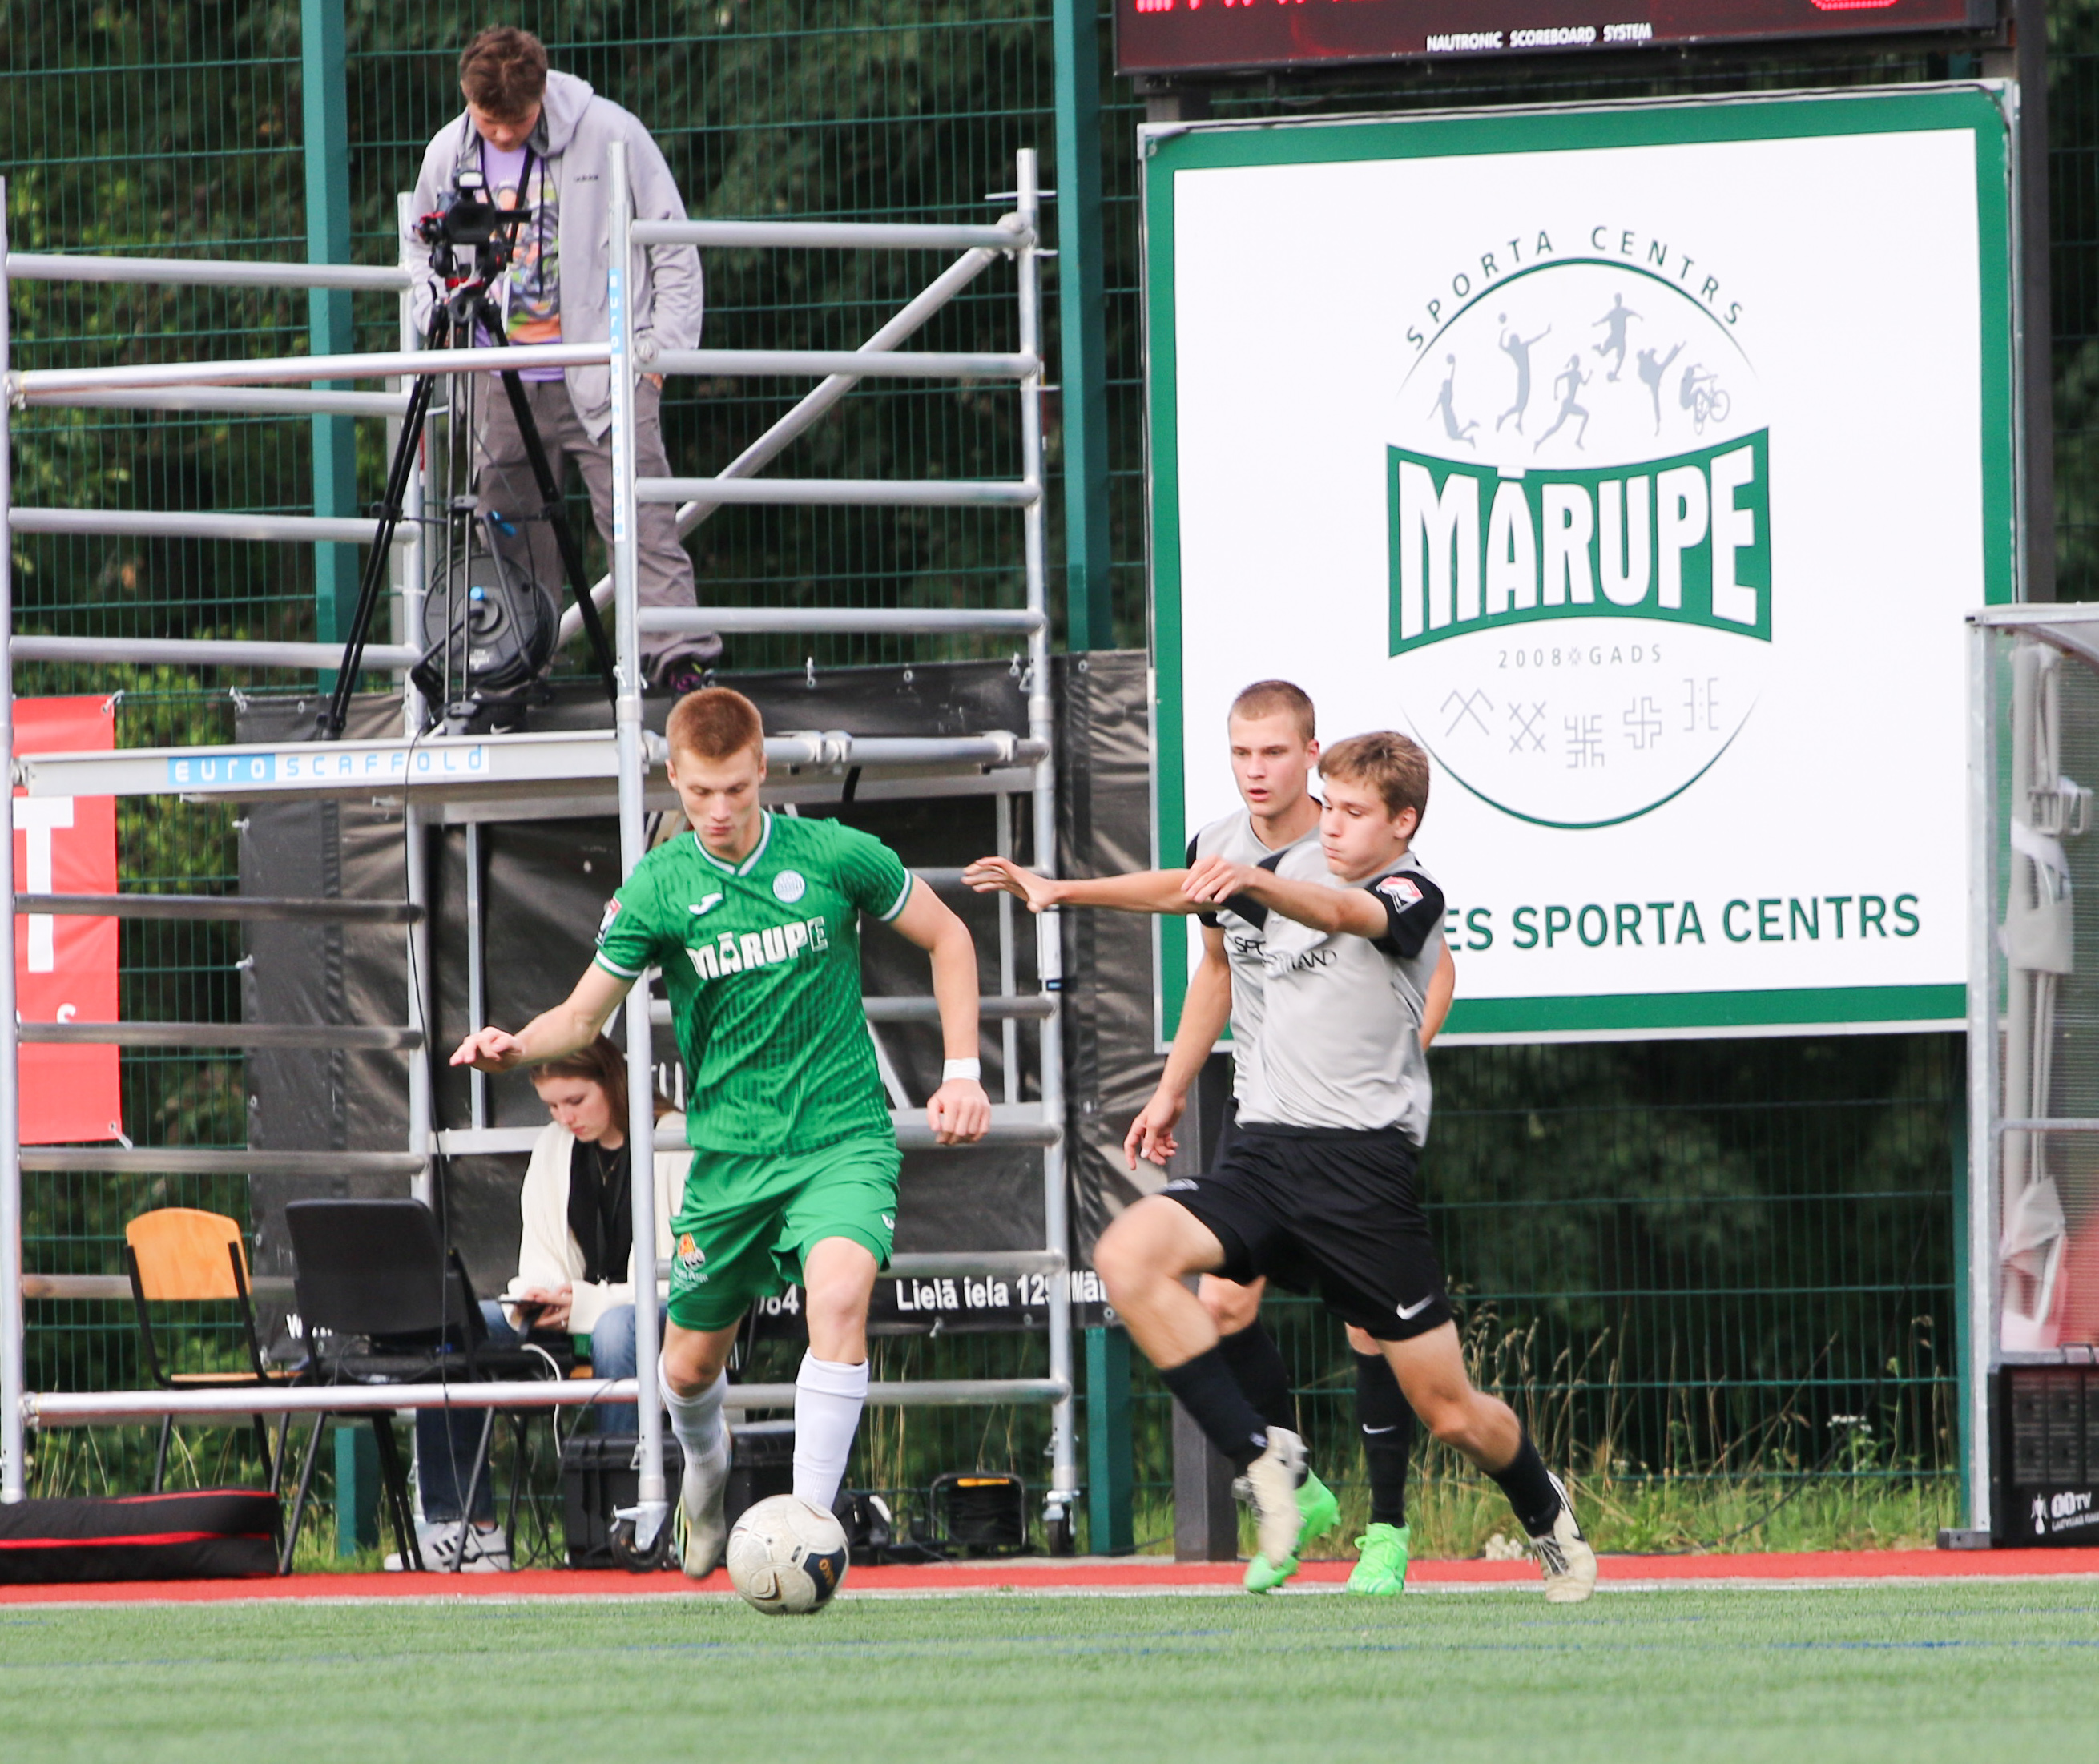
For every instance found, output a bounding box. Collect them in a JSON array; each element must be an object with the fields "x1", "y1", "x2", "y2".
[{"x1": 1117, "y1": 1, "x2": 2000, "y2": 78}]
